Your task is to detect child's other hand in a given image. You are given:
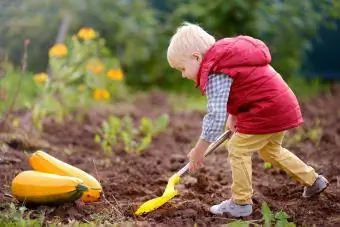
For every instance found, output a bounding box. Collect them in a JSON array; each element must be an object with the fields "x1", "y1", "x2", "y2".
[
  {"x1": 227, "y1": 115, "x2": 237, "y2": 132},
  {"x1": 187, "y1": 147, "x2": 205, "y2": 173}
]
